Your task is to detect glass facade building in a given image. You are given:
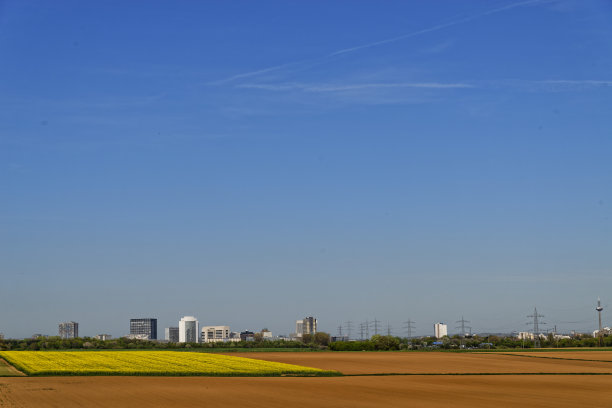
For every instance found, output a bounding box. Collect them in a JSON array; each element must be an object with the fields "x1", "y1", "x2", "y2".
[
  {"x1": 129, "y1": 318, "x2": 158, "y2": 340},
  {"x1": 59, "y1": 321, "x2": 79, "y2": 339}
]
